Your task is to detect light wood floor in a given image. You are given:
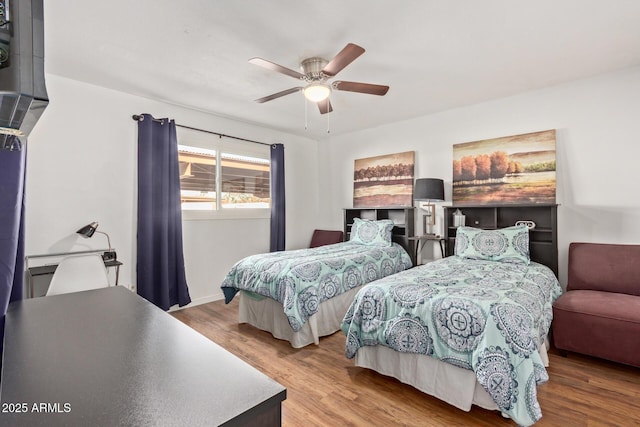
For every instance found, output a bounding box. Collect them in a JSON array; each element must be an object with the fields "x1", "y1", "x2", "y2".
[{"x1": 172, "y1": 298, "x2": 640, "y2": 427}]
